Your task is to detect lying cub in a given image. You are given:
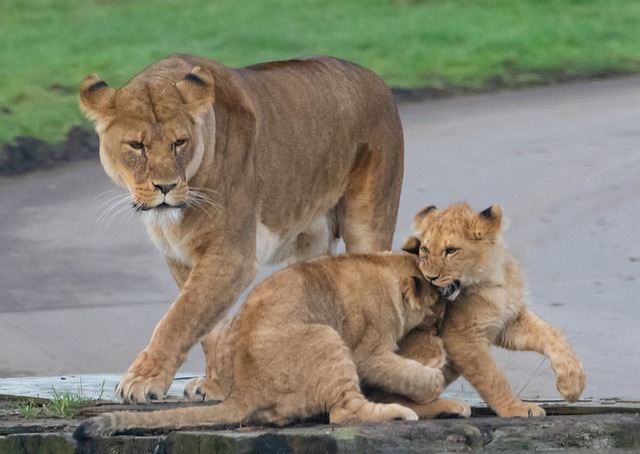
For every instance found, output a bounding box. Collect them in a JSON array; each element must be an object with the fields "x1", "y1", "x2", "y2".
[
  {"x1": 75, "y1": 253, "x2": 464, "y2": 438},
  {"x1": 407, "y1": 203, "x2": 586, "y2": 417}
]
